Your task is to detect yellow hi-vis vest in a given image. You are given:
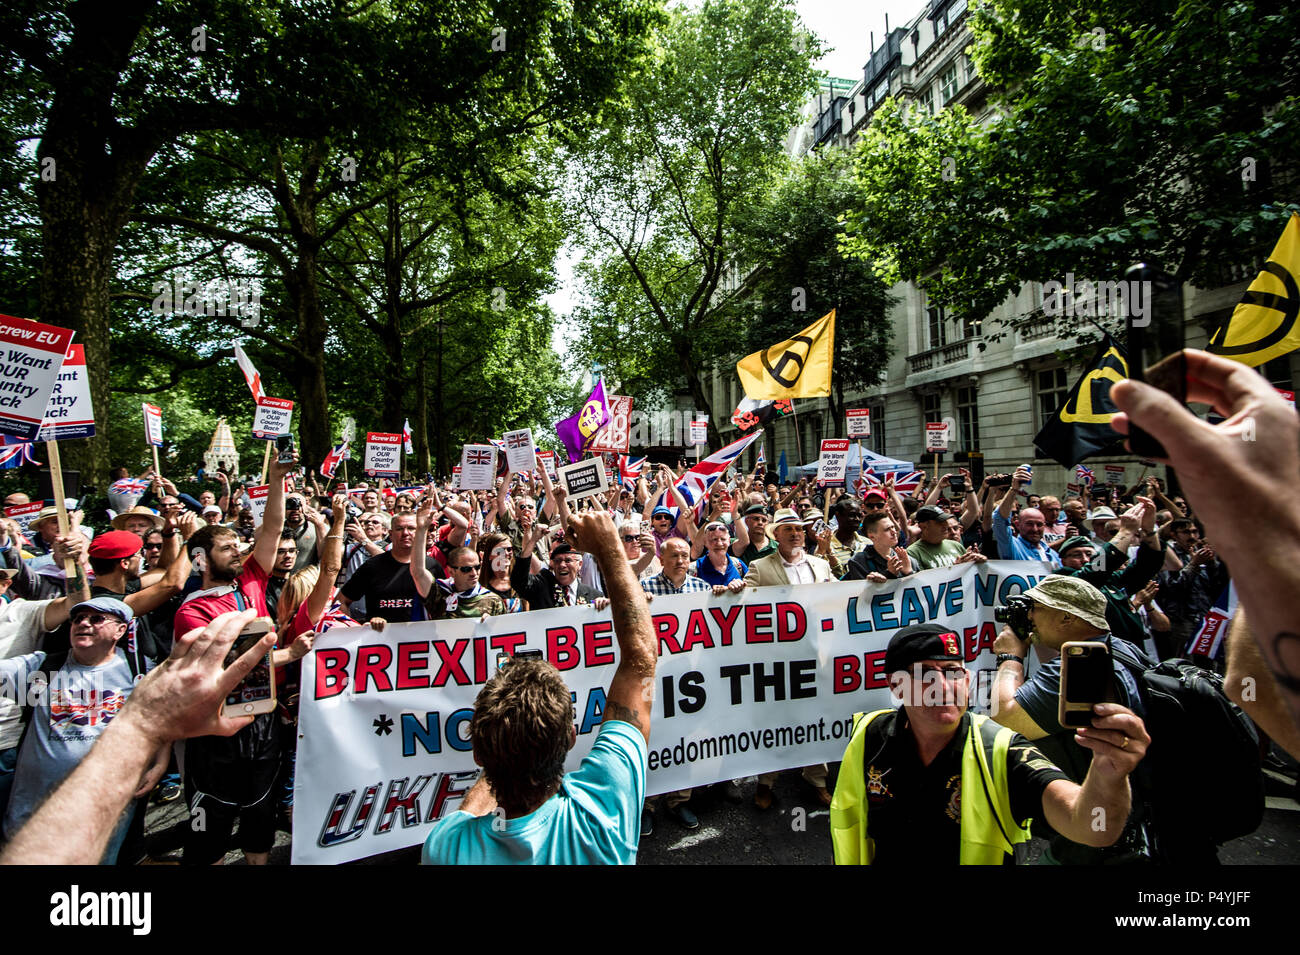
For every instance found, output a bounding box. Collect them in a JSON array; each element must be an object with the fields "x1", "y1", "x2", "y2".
[{"x1": 830, "y1": 709, "x2": 1031, "y2": 865}]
